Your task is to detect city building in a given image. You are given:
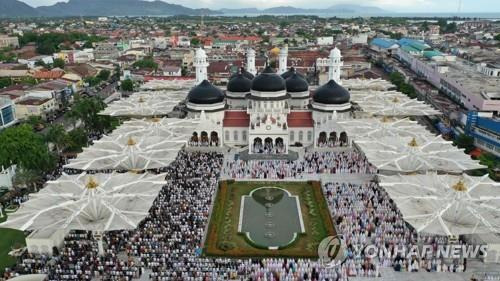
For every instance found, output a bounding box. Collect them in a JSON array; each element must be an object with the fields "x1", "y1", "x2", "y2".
[
  {"x1": 0, "y1": 96, "x2": 17, "y2": 129},
  {"x1": 465, "y1": 111, "x2": 500, "y2": 157},
  {"x1": 0, "y1": 35, "x2": 19, "y2": 49}
]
